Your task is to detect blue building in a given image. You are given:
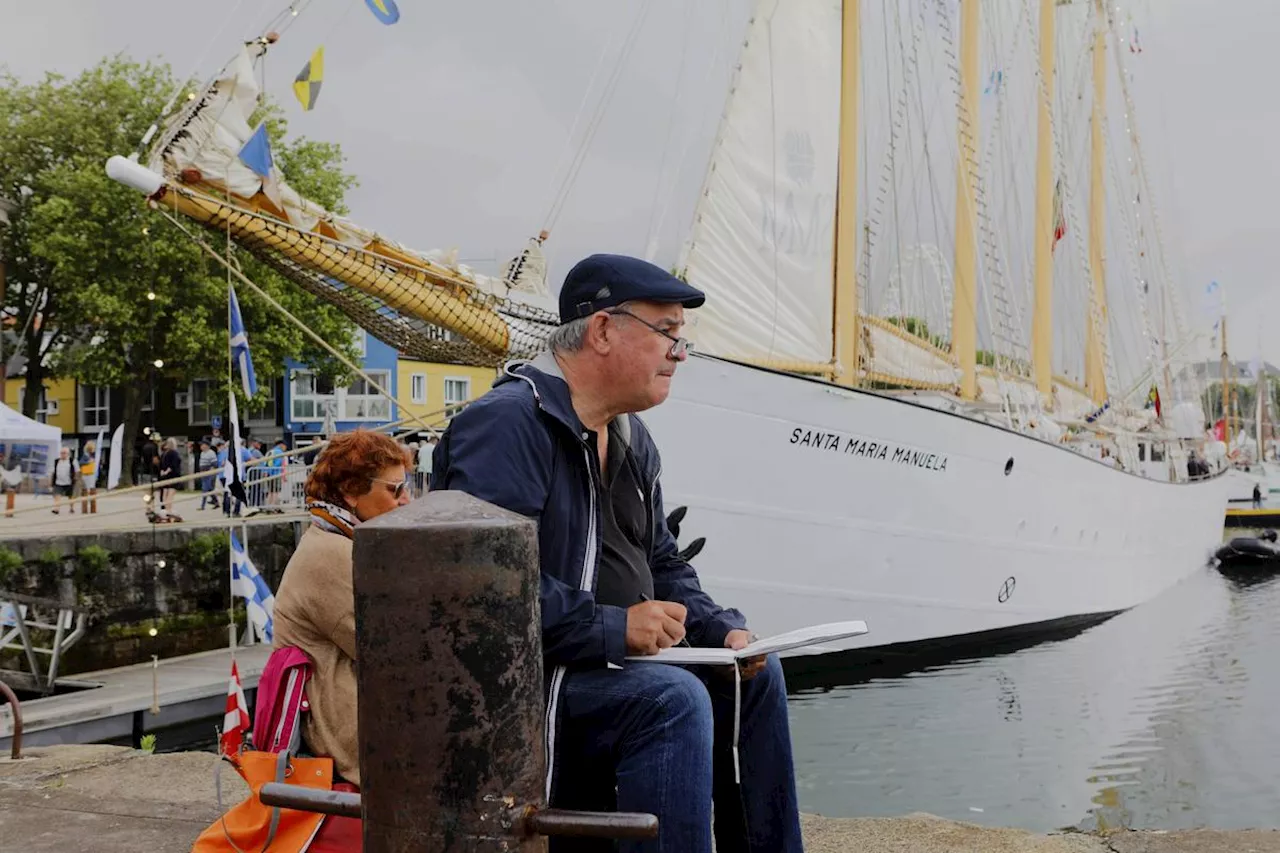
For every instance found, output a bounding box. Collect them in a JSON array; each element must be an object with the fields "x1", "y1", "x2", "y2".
[{"x1": 282, "y1": 331, "x2": 399, "y2": 443}]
